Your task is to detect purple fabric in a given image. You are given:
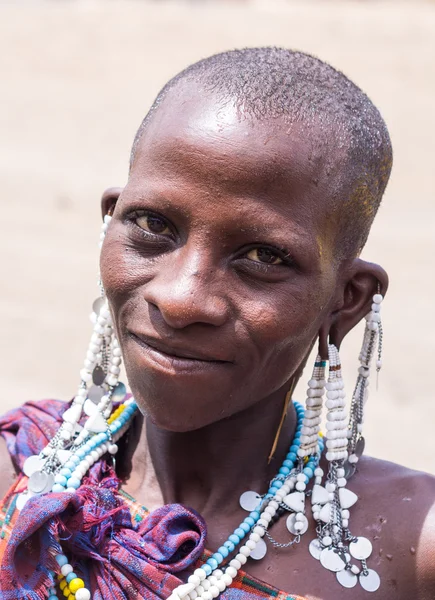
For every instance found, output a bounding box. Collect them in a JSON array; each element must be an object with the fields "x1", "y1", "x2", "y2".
[{"x1": 0, "y1": 400, "x2": 207, "y2": 599}]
